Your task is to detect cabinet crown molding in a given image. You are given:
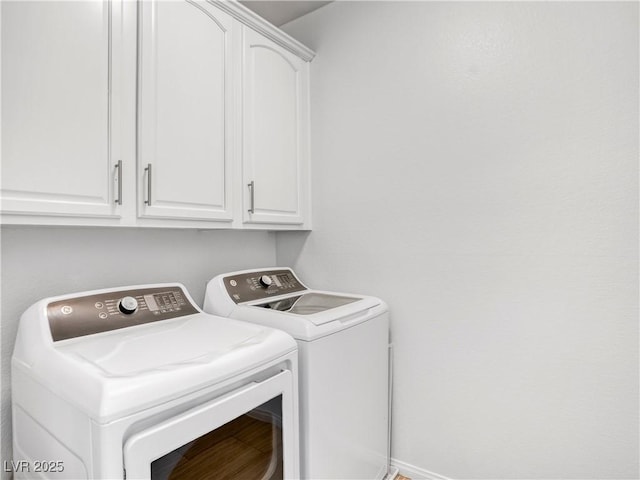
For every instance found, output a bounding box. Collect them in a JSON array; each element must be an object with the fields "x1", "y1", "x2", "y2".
[{"x1": 210, "y1": 0, "x2": 316, "y2": 61}]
